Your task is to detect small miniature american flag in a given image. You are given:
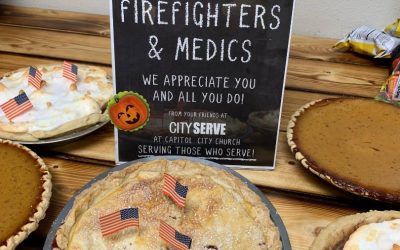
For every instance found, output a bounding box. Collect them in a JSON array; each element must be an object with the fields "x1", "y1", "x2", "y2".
[
  {"x1": 28, "y1": 66, "x2": 42, "y2": 89},
  {"x1": 99, "y1": 208, "x2": 139, "y2": 237},
  {"x1": 159, "y1": 220, "x2": 192, "y2": 250},
  {"x1": 163, "y1": 173, "x2": 188, "y2": 208},
  {"x1": 0, "y1": 92, "x2": 33, "y2": 121},
  {"x1": 63, "y1": 61, "x2": 78, "y2": 83}
]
